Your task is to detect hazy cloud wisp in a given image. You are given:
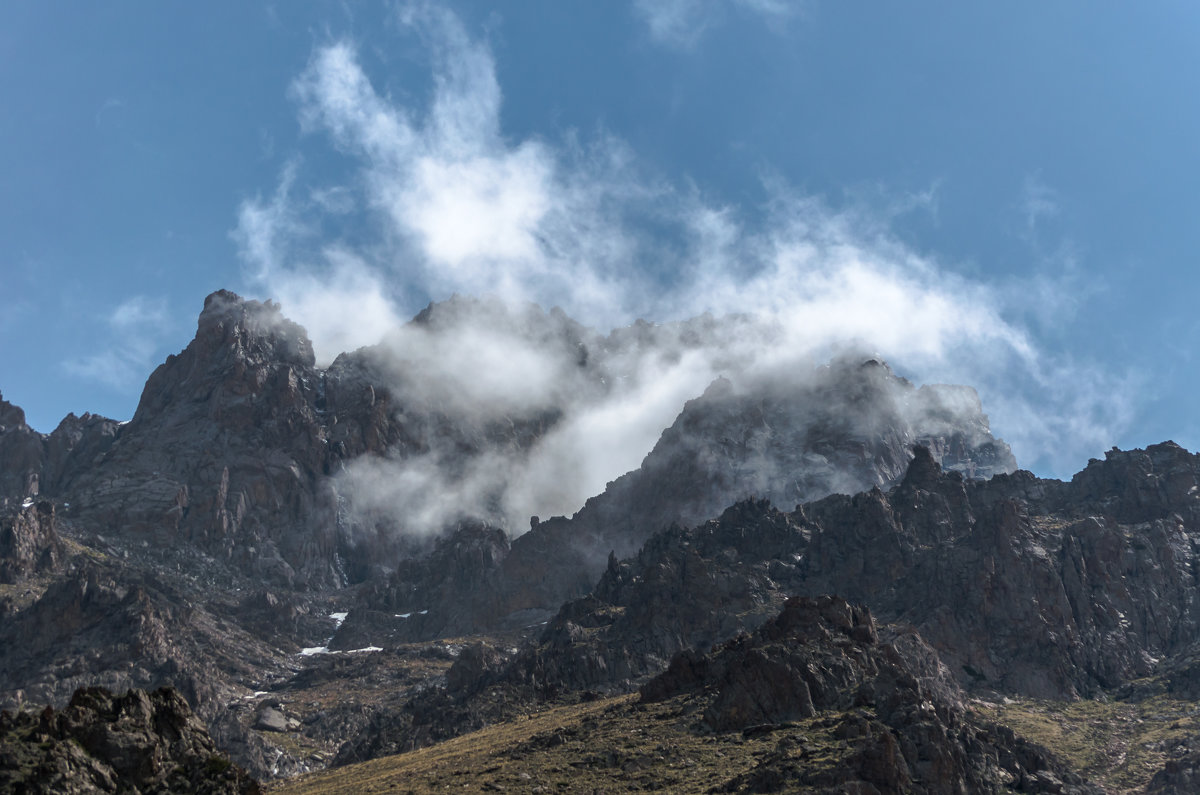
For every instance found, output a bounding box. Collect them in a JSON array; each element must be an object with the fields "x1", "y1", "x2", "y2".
[
  {"x1": 233, "y1": 5, "x2": 1132, "y2": 539},
  {"x1": 63, "y1": 295, "x2": 171, "y2": 393}
]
